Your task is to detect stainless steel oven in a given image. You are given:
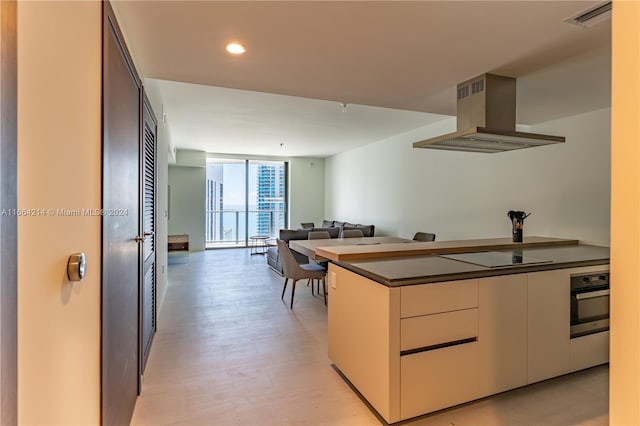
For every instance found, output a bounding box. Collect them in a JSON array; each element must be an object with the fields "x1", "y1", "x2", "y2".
[{"x1": 570, "y1": 271, "x2": 609, "y2": 338}]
